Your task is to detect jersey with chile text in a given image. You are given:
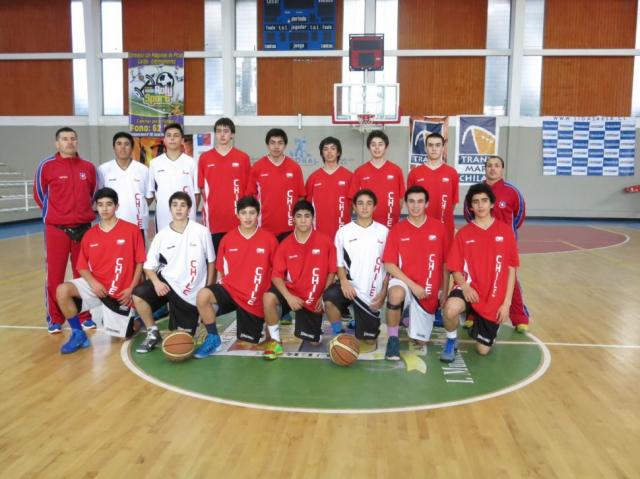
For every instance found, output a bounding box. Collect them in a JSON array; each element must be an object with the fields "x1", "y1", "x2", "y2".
[
  {"x1": 34, "y1": 153, "x2": 96, "y2": 226},
  {"x1": 77, "y1": 219, "x2": 146, "y2": 297},
  {"x1": 446, "y1": 220, "x2": 520, "y2": 322},
  {"x1": 348, "y1": 161, "x2": 406, "y2": 228},
  {"x1": 245, "y1": 156, "x2": 305, "y2": 234},
  {"x1": 335, "y1": 221, "x2": 389, "y2": 307},
  {"x1": 198, "y1": 147, "x2": 251, "y2": 234},
  {"x1": 305, "y1": 166, "x2": 353, "y2": 240},
  {"x1": 382, "y1": 218, "x2": 450, "y2": 314},
  {"x1": 272, "y1": 230, "x2": 337, "y2": 312},
  {"x1": 147, "y1": 153, "x2": 199, "y2": 232},
  {"x1": 97, "y1": 159, "x2": 150, "y2": 230},
  {"x1": 144, "y1": 220, "x2": 215, "y2": 305},
  {"x1": 217, "y1": 227, "x2": 279, "y2": 317}
]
